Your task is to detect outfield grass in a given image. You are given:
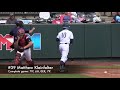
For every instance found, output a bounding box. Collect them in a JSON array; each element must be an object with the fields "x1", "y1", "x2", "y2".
[{"x1": 0, "y1": 74, "x2": 94, "y2": 78}]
